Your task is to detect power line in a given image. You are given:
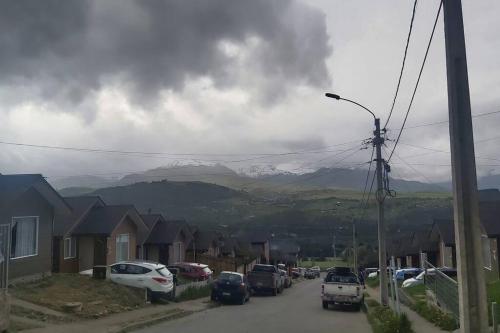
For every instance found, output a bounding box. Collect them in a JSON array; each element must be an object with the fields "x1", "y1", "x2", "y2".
[
  {"x1": 392, "y1": 109, "x2": 500, "y2": 130},
  {"x1": 387, "y1": 0, "x2": 443, "y2": 162},
  {"x1": 384, "y1": 0, "x2": 419, "y2": 129}
]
